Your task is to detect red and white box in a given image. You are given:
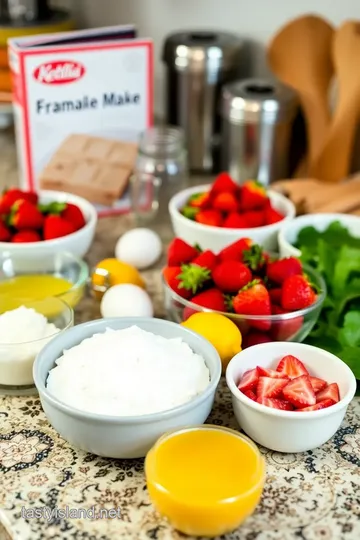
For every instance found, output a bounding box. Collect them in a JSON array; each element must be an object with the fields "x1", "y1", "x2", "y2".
[{"x1": 8, "y1": 25, "x2": 153, "y2": 216}]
